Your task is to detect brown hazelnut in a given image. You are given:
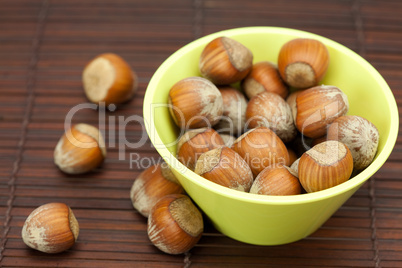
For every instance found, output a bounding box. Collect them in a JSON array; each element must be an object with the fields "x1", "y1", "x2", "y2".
[
  {"x1": 130, "y1": 163, "x2": 184, "y2": 218},
  {"x1": 250, "y1": 164, "x2": 301, "y2": 196},
  {"x1": 278, "y1": 38, "x2": 329, "y2": 89},
  {"x1": 214, "y1": 86, "x2": 247, "y2": 136},
  {"x1": 82, "y1": 53, "x2": 137, "y2": 106},
  {"x1": 147, "y1": 194, "x2": 203, "y2": 255},
  {"x1": 21, "y1": 203, "x2": 79, "y2": 254},
  {"x1": 199, "y1": 36, "x2": 253, "y2": 85},
  {"x1": 231, "y1": 127, "x2": 290, "y2": 177},
  {"x1": 242, "y1": 61, "x2": 289, "y2": 99},
  {"x1": 168, "y1": 77, "x2": 223, "y2": 129},
  {"x1": 298, "y1": 140, "x2": 353, "y2": 192},
  {"x1": 327, "y1": 115, "x2": 379, "y2": 170},
  {"x1": 195, "y1": 146, "x2": 254, "y2": 192},
  {"x1": 292, "y1": 85, "x2": 349, "y2": 139},
  {"x1": 246, "y1": 91, "x2": 297, "y2": 143},
  {"x1": 54, "y1": 123, "x2": 106, "y2": 174},
  {"x1": 176, "y1": 128, "x2": 225, "y2": 170}
]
